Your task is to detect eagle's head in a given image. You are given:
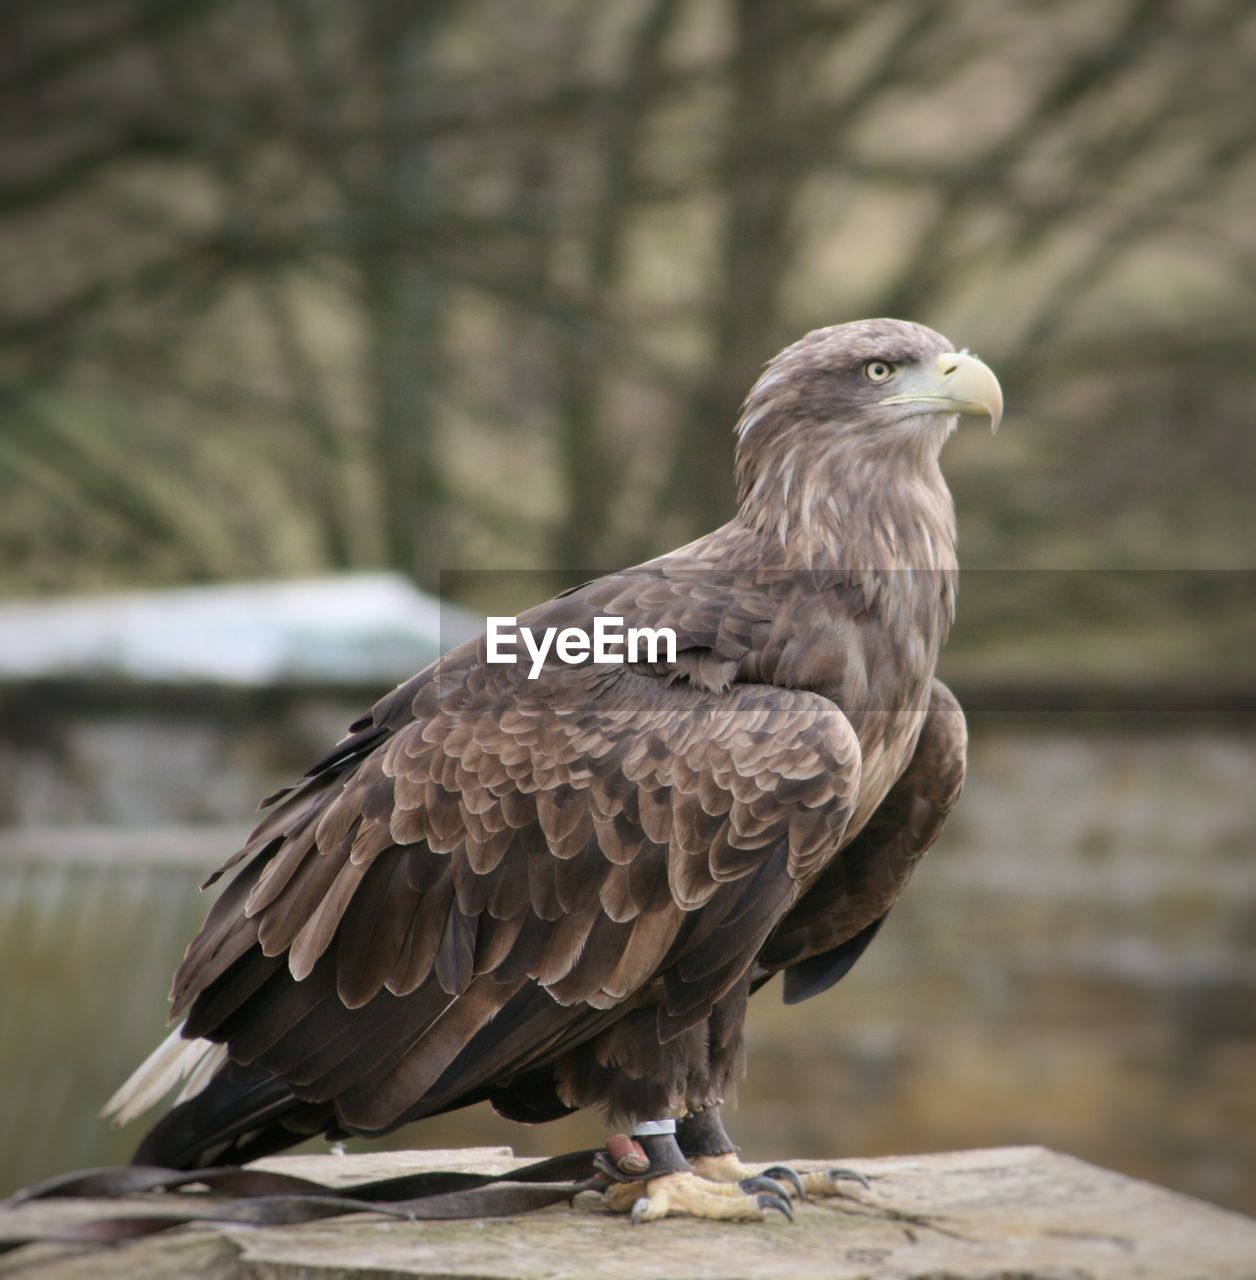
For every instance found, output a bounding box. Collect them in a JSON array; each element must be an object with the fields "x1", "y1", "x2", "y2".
[
  {"x1": 735, "y1": 318, "x2": 1002, "y2": 486},
  {"x1": 731, "y1": 318, "x2": 1002, "y2": 556}
]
